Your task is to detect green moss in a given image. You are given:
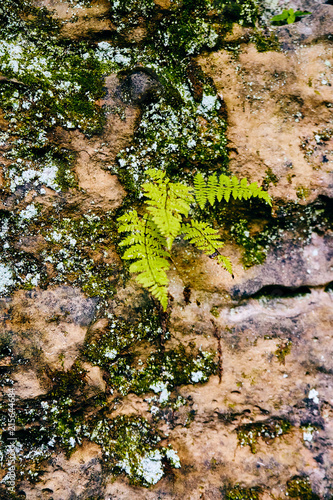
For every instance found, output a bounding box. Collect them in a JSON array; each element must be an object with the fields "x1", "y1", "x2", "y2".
[
  {"x1": 86, "y1": 414, "x2": 180, "y2": 486},
  {"x1": 211, "y1": 195, "x2": 333, "y2": 270},
  {"x1": 103, "y1": 0, "x2": 261, "y2": 194},
  {"x1": 210, "y1": 306, "x2": 220, "y2": 318},
  {"x1": 237, "y1": 417, "x2": 292, "y2": 453},
  {"x1": 225, "y1": 485, "x2": 261, "y2": 500},
  {"x1": 262, "y1": 167, "x2": 279, "y2": 188},
  {"x1": 275, "y1": 340, "x2": 292, "y2": 365},
  {"x1": 252, "y1": 29, "x2": 280, "y2": 52},
  {"x1": 0, "y1": 300, "x2": 211, "y2": 484},
  {"x1": 230, "y1": 219, "x2": 268, "y2": 267},
  {"x1": 0, "y1": 207, "x2": 123, "y2": 300},
  {"x1": 286, "y1": 476, "x2": 320, "y2": 500},
  {"x1": 296, "y1": 186, "x2": 310, "y2": 200},
  {"x1": 39, "y1": 212, "x2": 121, "y2": 300},
  {"x1": 84, "y1": 316, "x2": 216, "y2": 399}
]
